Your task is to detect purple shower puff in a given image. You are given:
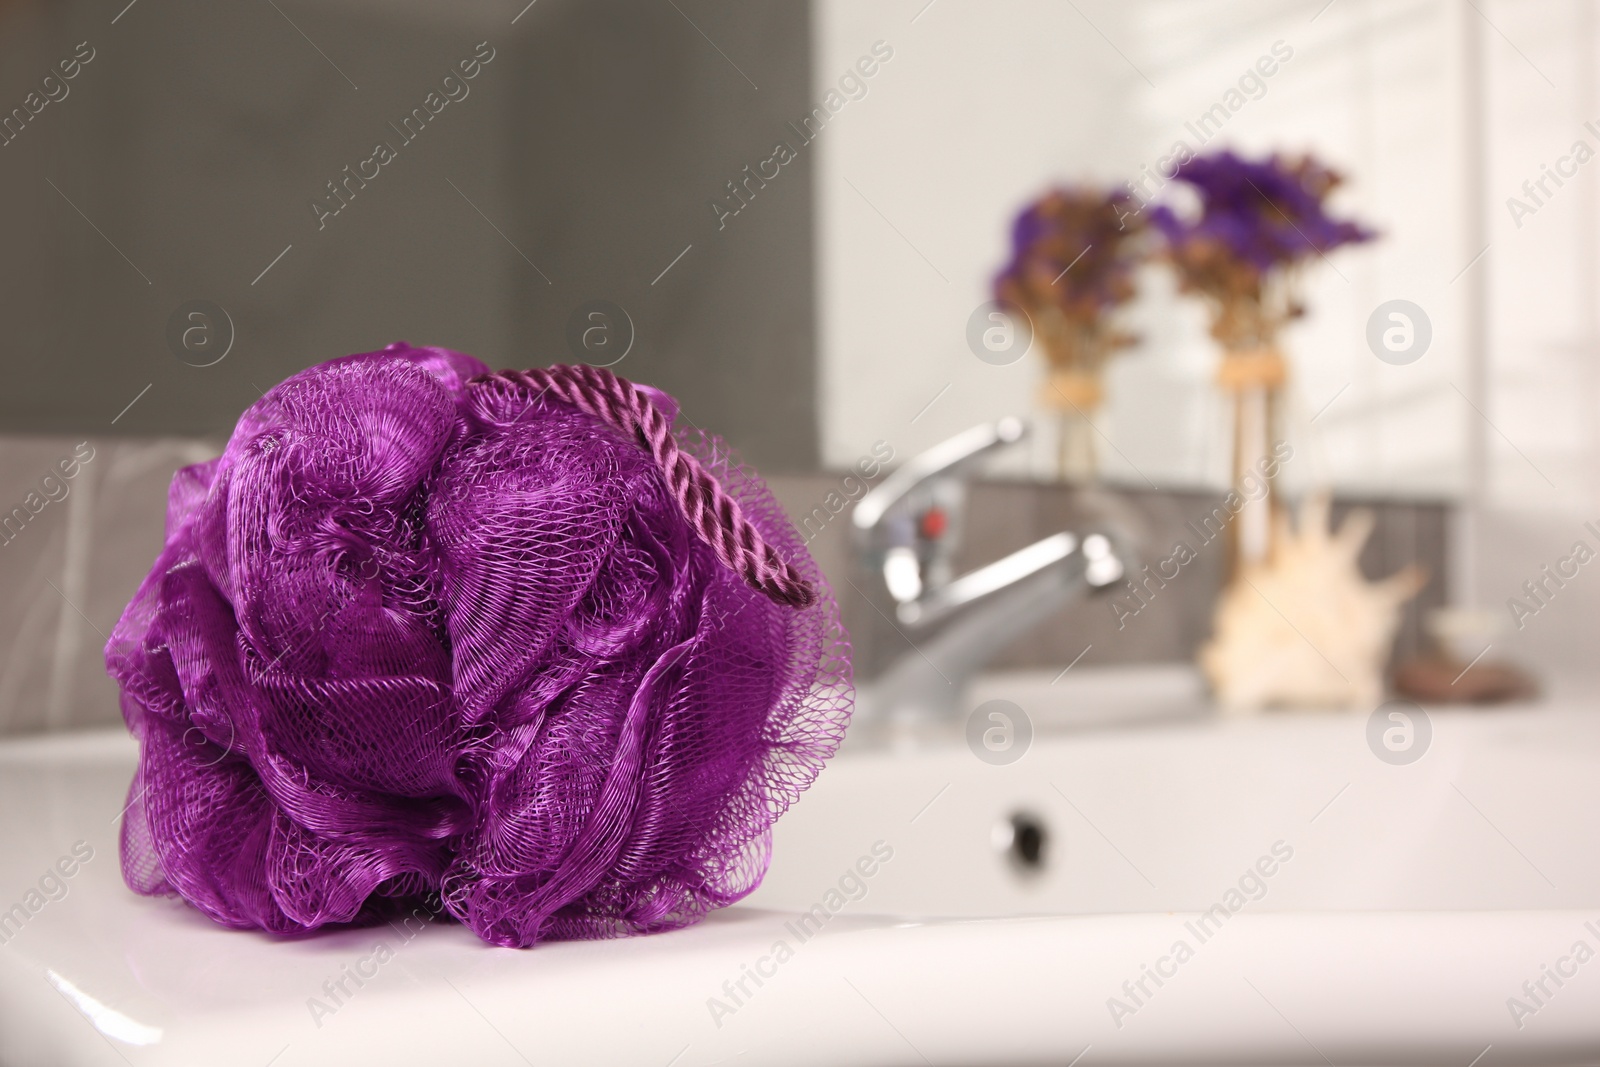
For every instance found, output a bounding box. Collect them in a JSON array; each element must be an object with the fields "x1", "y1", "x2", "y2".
[{"x1": 105, "y1": 343, "x2": 853, "y2": 948}]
